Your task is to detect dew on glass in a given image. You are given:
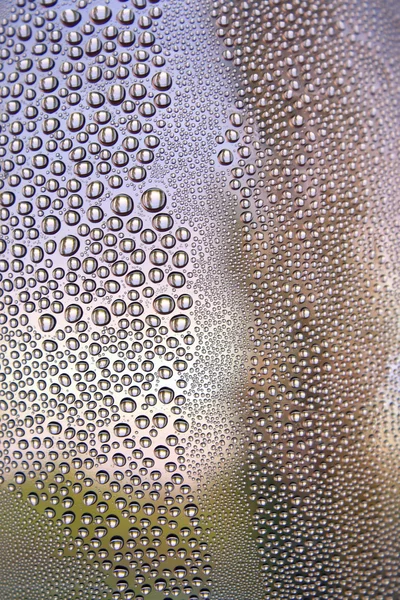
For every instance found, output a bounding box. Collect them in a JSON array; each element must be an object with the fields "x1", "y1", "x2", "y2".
[{"x1": 0, "y1": 0, "x2": 399, "y2": 599}]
